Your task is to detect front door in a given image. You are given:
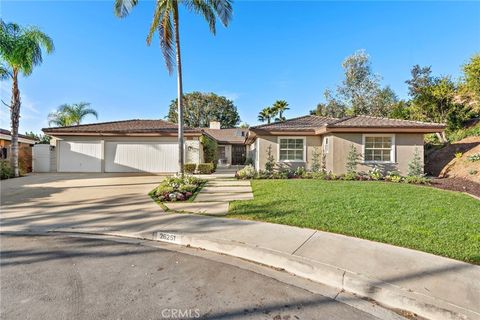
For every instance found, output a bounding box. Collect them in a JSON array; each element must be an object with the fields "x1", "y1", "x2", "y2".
[{"x1": 231, "y1": 145, "x2": 246, "y2": 165}]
